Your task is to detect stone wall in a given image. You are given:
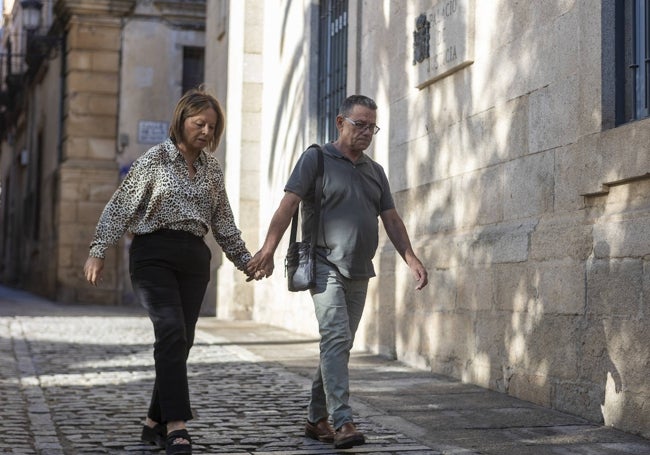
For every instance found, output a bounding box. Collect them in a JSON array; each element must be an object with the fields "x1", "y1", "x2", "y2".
[
  {"x1": 56, "y1": 5, "x2": 127, "y2": 304},
  {"x1": 234, "y1": 0, "x2": 649, "y2": 438},
  {"x1": 357, "y1": 0, "x2": 649, "y2": 437}
]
